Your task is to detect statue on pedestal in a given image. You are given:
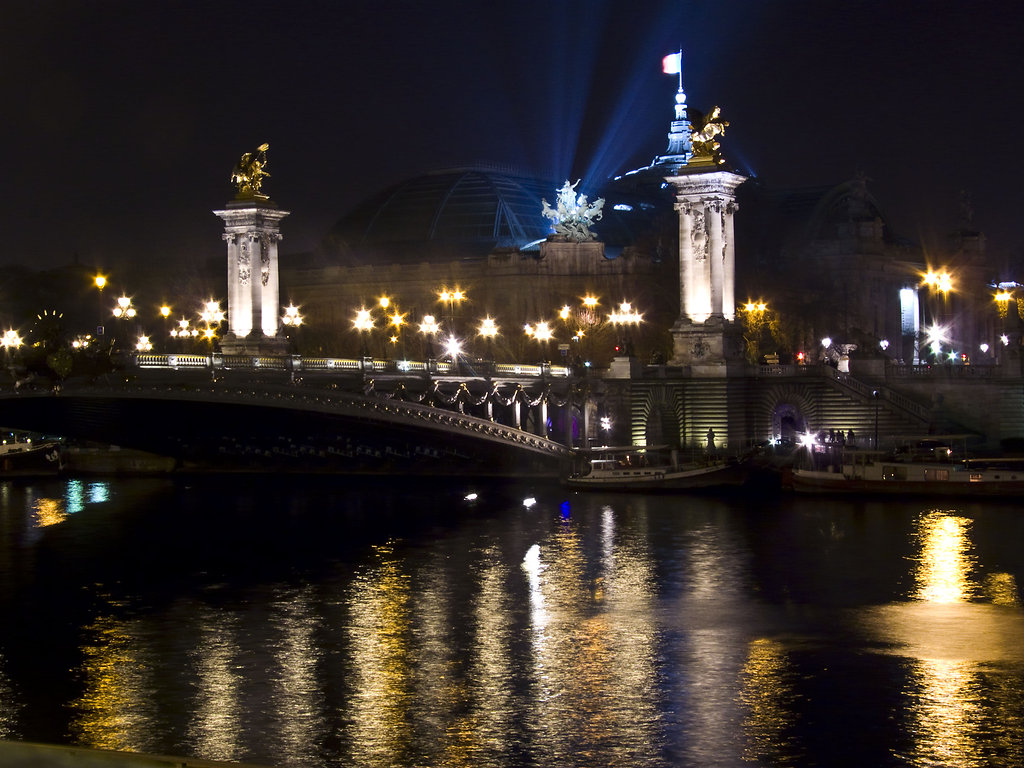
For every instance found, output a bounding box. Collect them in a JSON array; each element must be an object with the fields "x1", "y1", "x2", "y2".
[
  {"x1": 541, "y1": 180, "x2": 604, "y2": 242},
  {"x1": 231, "y1": 143, "x2": 271, "y2": 197},
  {"x1": 690, "y1": 107, "x2": 729, "y2": 165}
]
